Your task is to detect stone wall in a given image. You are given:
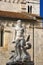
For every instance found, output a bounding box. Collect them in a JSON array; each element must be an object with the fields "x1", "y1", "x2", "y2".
[
  {"x1": 0, "y1": 1, "x2": 21, "y2": 12},
  {"x1": 34, "y1": 28, "x2": 43, "y2": 65},
  {"x1": 0, "y1": 0, "x2": 40, "y2": 15}
]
